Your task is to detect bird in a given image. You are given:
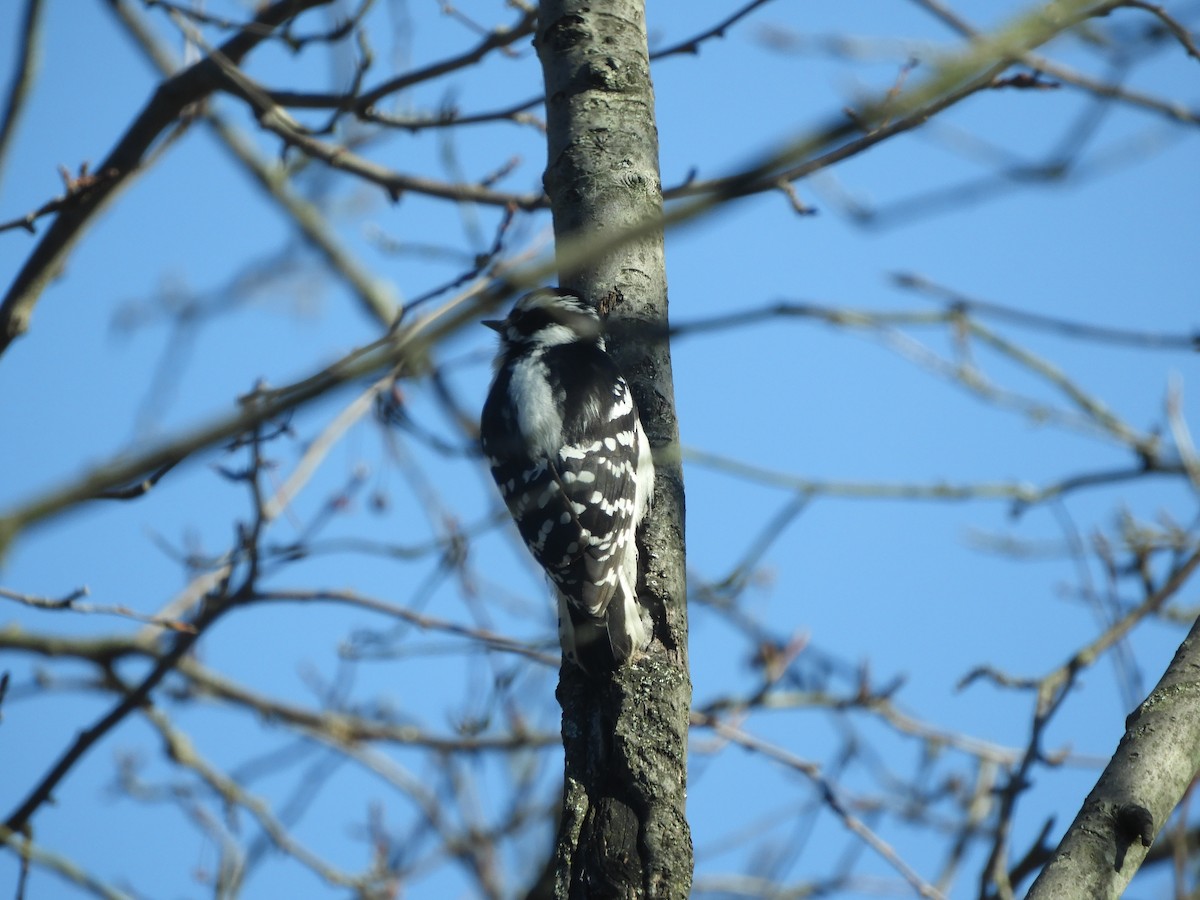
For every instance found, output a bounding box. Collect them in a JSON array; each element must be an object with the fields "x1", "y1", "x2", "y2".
[{"x1": 480, "y1": 287, "x2": 655, "y2": 671}]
